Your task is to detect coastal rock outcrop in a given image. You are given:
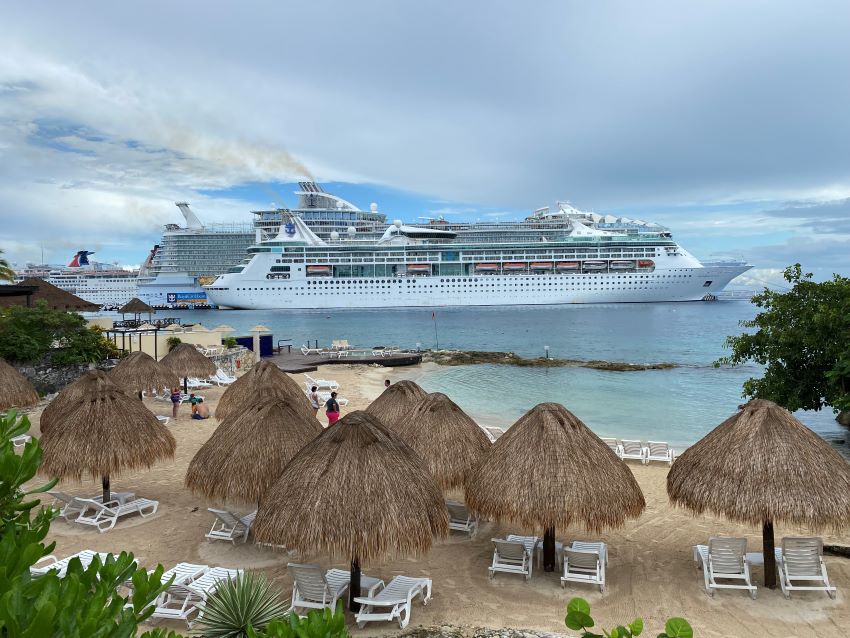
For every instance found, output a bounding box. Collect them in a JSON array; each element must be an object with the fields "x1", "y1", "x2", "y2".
[{"x1": 422, "y1": 349, "x2": 678, "y2": 371}]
